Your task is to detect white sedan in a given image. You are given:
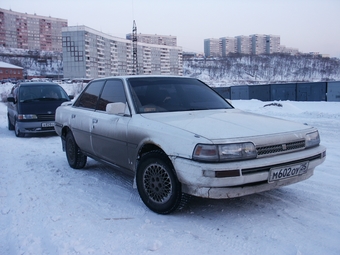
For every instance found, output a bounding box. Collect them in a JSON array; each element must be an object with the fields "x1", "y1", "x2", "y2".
[{"x1": 55, "y1": 76, "x2": 326, "y2": 214}]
